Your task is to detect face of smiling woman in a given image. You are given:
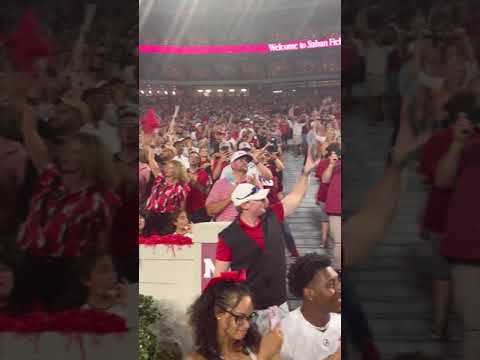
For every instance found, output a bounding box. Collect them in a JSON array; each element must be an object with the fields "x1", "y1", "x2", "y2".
[{"x1": 217, "y1": 295, "x2": 256, "y2": 342}]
